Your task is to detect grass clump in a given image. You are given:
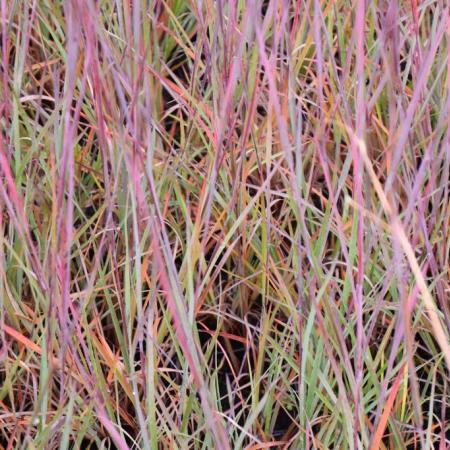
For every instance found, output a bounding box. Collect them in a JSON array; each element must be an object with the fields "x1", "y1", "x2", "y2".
[{"x1": 0, "y1": 1, "x2": 449, "y2": 449}]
